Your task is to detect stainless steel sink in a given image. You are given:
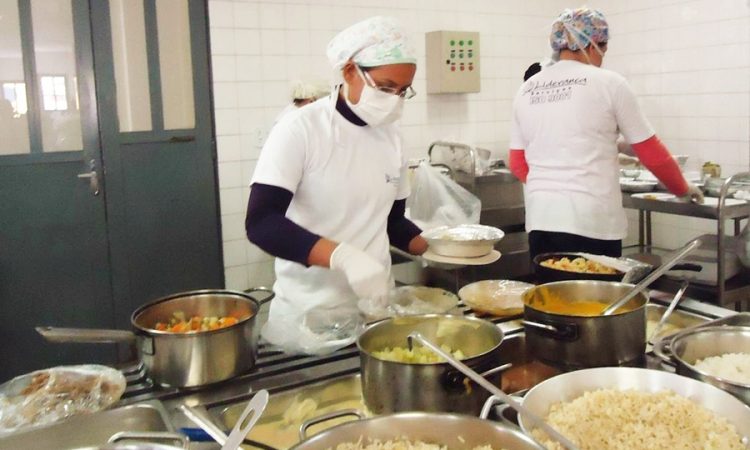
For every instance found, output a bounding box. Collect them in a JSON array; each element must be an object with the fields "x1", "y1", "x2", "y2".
[{"x1": 0, "y1": 400, "x2": 174, "y2": 450}]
